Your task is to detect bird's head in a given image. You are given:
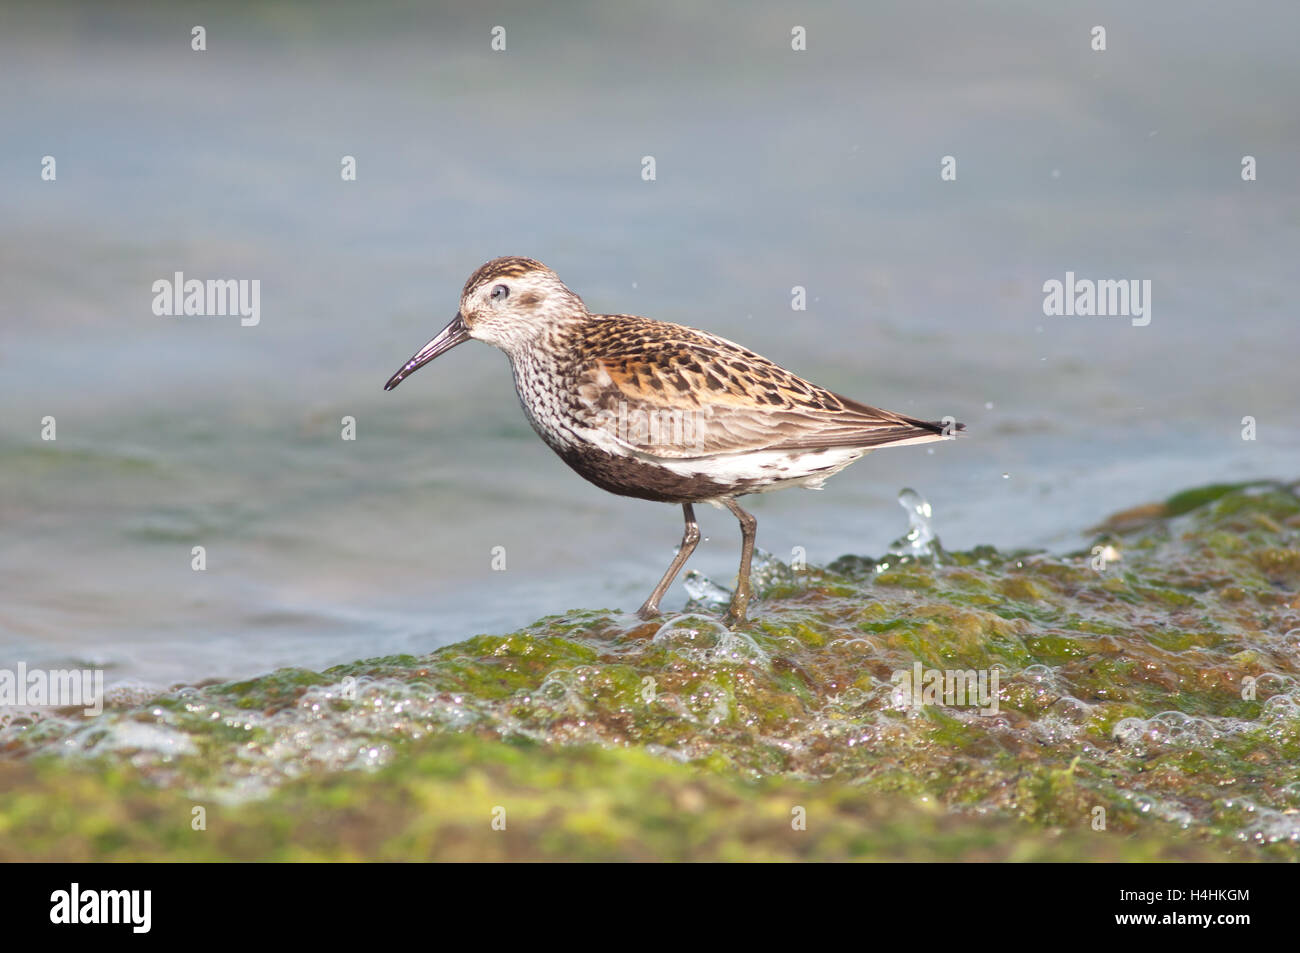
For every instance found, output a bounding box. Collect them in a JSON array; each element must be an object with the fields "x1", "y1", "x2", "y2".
[{"x1": 384, "y1": 257, "x2": 585, "y2": 390}]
